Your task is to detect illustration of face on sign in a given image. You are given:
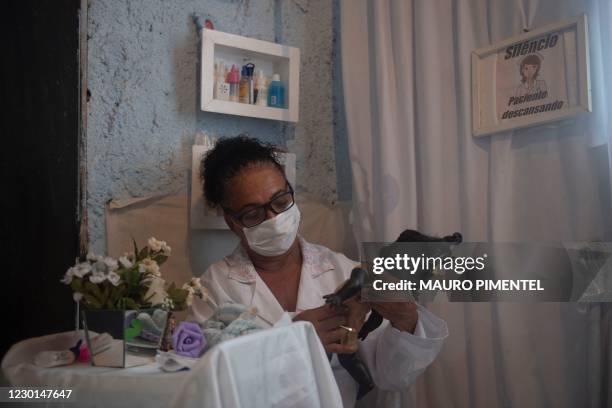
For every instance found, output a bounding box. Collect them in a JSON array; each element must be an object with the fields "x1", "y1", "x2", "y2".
[
  {"x1": 516, "y1": 54, "x2": 547, "y2": 97},
  {"x1": 495, "y1": 32, "x2": 569, "y2": 122}
]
